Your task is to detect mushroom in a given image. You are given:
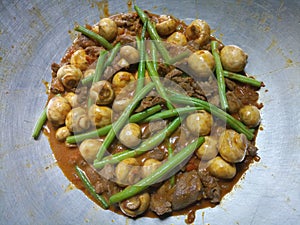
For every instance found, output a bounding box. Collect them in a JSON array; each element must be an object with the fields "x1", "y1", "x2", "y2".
[
  {"x1": 118, "y1": 123, "x2": 142, "y2": 148},
  {"x1": 115, "y1": 158, "x2": 142, "y2": 186},
  {"x1": 79, "y1": 139, "x2": 102, "y2": 163},
  {"x1": 142, "y1": 158, "x2": 162, "y2": 178},
  {"x1": 112, "y1": 96, "x2": 132, "y2": 112},
  {"x1": 207, "y1": 156, "x2": 236, "y2": 179},
  {"x1": 47, "y1": 96, "x2": 72, "y2": 126},
  {"x1": 65, "y1": 107, "x2": 90, "y2": 133},
  {"x1": 155, "y1": 15, "x2": 177, "y2": 36},
  {"x1": 166, "y1": 31, "x2": 187, "y2": 46},
  {"x1": 112, "y1": 71, "x2": 136, "y2": 96},
  {"x1": 120, "y1": 46, "x2": 140, "y2": 64},
  {"x1": 186, "y1": 110, "x2": 213, "y2": 136},
  {"x1": 55, "y1": 126, "x2": 71, "y2": 141},
  {"x1": 64, "y1": 92, "x2": 78, "y2": 108},
  {"x1": 56, "y1": 65, "x2": 83, "y2": 89},
  {"x1": 70, "y1": 49, "x2": 89, "y2": 71},
  {"x1": 196, "y1": 136, "x2": 218, "y2": 161},
  {"x1": 239, "y1": 105, "x2": 261, "y2": 128},
  {"x1": 89, "y1": 80, "x2": 115, "y2": 105},
  {"x1": 119, "y1": 192, "x2": 150, "y2": 217},
  {"x1": 187, "y1": 50, "x2": 215, "y2": 79},
  {"x1": 83, "y1": 68, "x2": 95, "y2": 79},
  {"x1": 92, "y1": 18, "x2": 118, "y2": 42},
  {"x1": 220, "y1": 45, "x2": 248, "y2": 72},
  {"x1": 88, "y1": 104, "x2": 112, "y2": 128},
  {"x1": 218, "y1": 129, "x2": 248, "y2": 163},
  {"x1": 185, "y1": 19, "x2": 211, "y2": 48}
]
